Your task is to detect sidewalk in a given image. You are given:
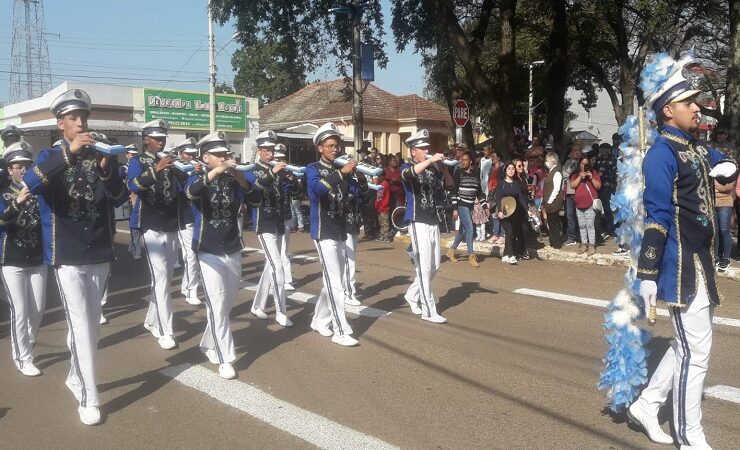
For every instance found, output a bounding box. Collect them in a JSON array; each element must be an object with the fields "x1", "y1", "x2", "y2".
[{"x1": 393, "y1": 233, "x2": 740, "y2": 282}]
